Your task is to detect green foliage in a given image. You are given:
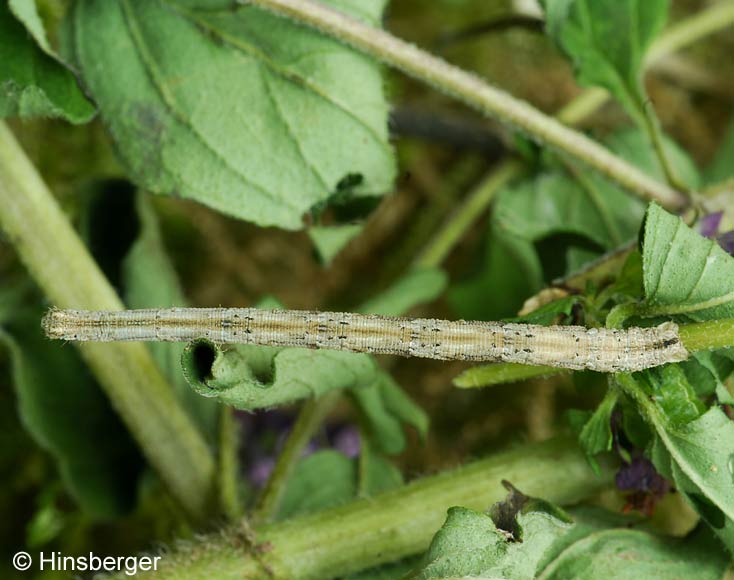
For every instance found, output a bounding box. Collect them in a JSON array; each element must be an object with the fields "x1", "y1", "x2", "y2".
[
  {"x1": 449, "y1": 128, "x2": 694, "y2": 321},
  {"x1": 541, "y1": 0, "x2": 668, "y2": 128},
  {"x1": 643, "y1": 203, "x2": 734, "y2": 320},
  {"x1": 278, "y1": 445, "x2": 403, "y2": 520},
  {"x1": 0, "y1": 297, "x2": 142, "y2": 519},
  {"x1": 538, "y1": 526, "x2": 729, "y2": 580},
  {"x1": 573, "y1": 388, "x2": 617, "y2": 473},
  {"x1": 69, "y1": 0, "x2": 395, "y2": 229},
  {"x1": 0, "y1": 0, "x2": 95, "y2": 122},
  {"x1": 412, "y1": 486, "x2": 729, "y2": 580}
]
